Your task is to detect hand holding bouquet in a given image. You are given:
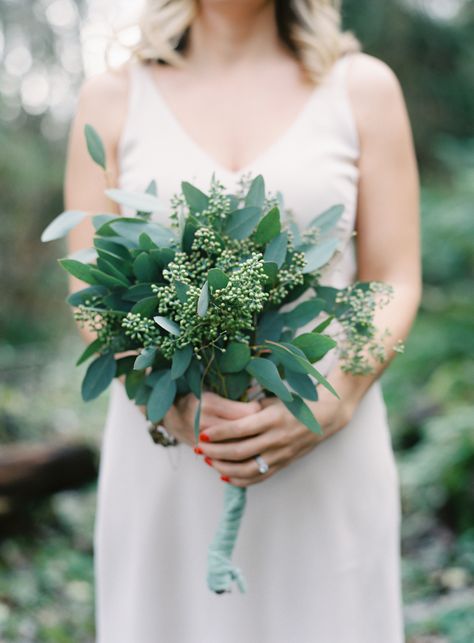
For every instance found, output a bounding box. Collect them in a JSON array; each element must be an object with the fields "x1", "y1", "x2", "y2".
[{"x1": 42, "y1": 125, "x2": 393, "y2": 593}]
